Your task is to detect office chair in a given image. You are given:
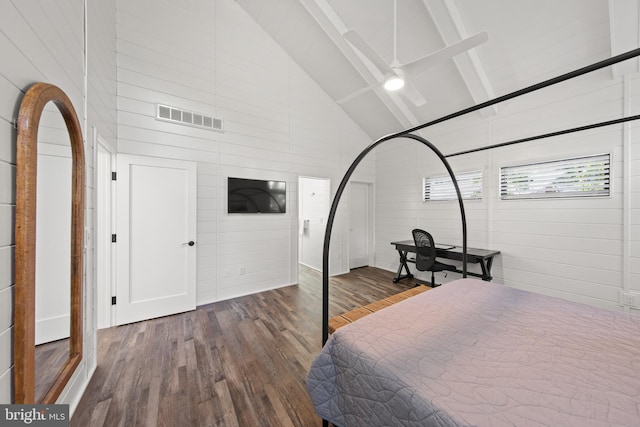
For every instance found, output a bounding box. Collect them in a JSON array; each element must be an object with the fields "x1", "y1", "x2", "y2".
[{"x1": 412, "y1": 229, "x2": 457, "y2": 287}]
